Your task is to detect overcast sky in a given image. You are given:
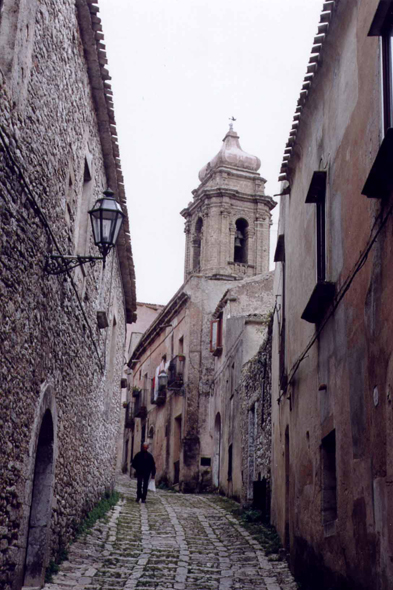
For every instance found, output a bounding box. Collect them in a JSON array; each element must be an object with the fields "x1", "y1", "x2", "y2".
[{"x1": 99, "y1": 0, "x2": 323, "y2": 306}]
